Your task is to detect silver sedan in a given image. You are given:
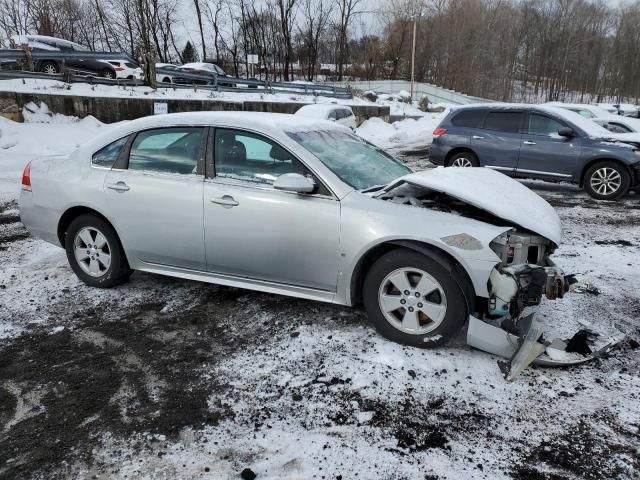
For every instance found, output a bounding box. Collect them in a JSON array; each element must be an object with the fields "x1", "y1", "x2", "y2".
[{"x1": 19, "y1": 111, "x2": 570, "y2": 353}]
